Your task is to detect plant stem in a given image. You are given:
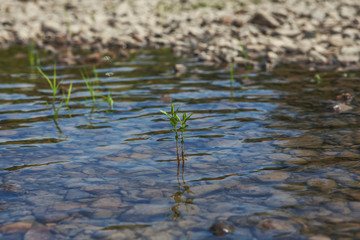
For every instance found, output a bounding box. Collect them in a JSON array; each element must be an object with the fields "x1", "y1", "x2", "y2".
[{"x1": 175, "y1": 132, "x2": 180, "y2": 161}]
